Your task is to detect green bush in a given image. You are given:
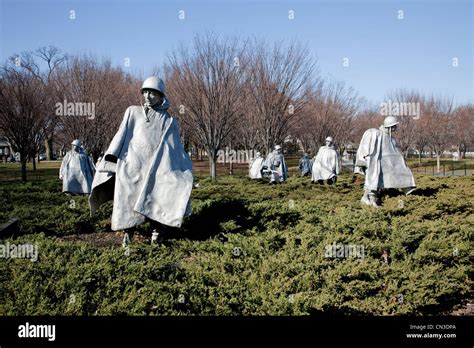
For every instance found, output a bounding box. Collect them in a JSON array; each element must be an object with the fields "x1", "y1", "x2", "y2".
[{"x1": 0, "y1": 174, "x2": 472, "y2": 315}]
